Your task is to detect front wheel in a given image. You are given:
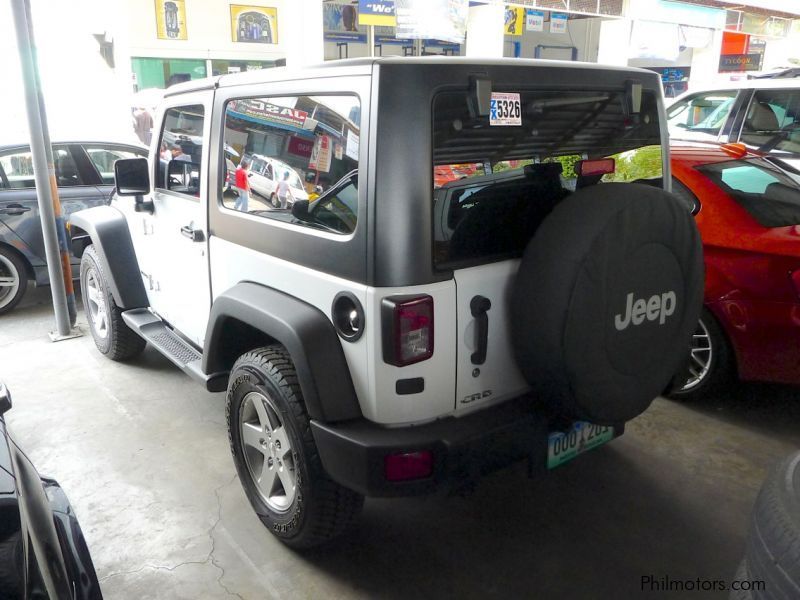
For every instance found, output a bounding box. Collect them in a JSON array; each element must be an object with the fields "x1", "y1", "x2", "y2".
[
  {"x1": 0, "y1": 246, "x2": 27, "y2": 315},
  {"x1": 80, "y1": 245, "x2": 146, "y2": 361},
  {"x1": 668, "y1": 308, "x2": 733, "y2": 401},
  {"x1": 226, "y1": 346, "x2": 363, "y2": 549}
]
